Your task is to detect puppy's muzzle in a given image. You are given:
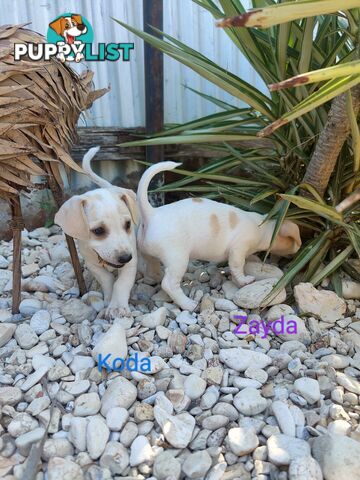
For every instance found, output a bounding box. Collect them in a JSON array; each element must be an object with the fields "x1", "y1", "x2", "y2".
[
  {"x1": 77, "y1": 24, "x2": 86, "y2": 32},
  {"x1": 118, "y1": 253, "x2": 132, "y2": 264},
  {"x1": 95, "y1": 251, "x2": 132, "y2": 269}
]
